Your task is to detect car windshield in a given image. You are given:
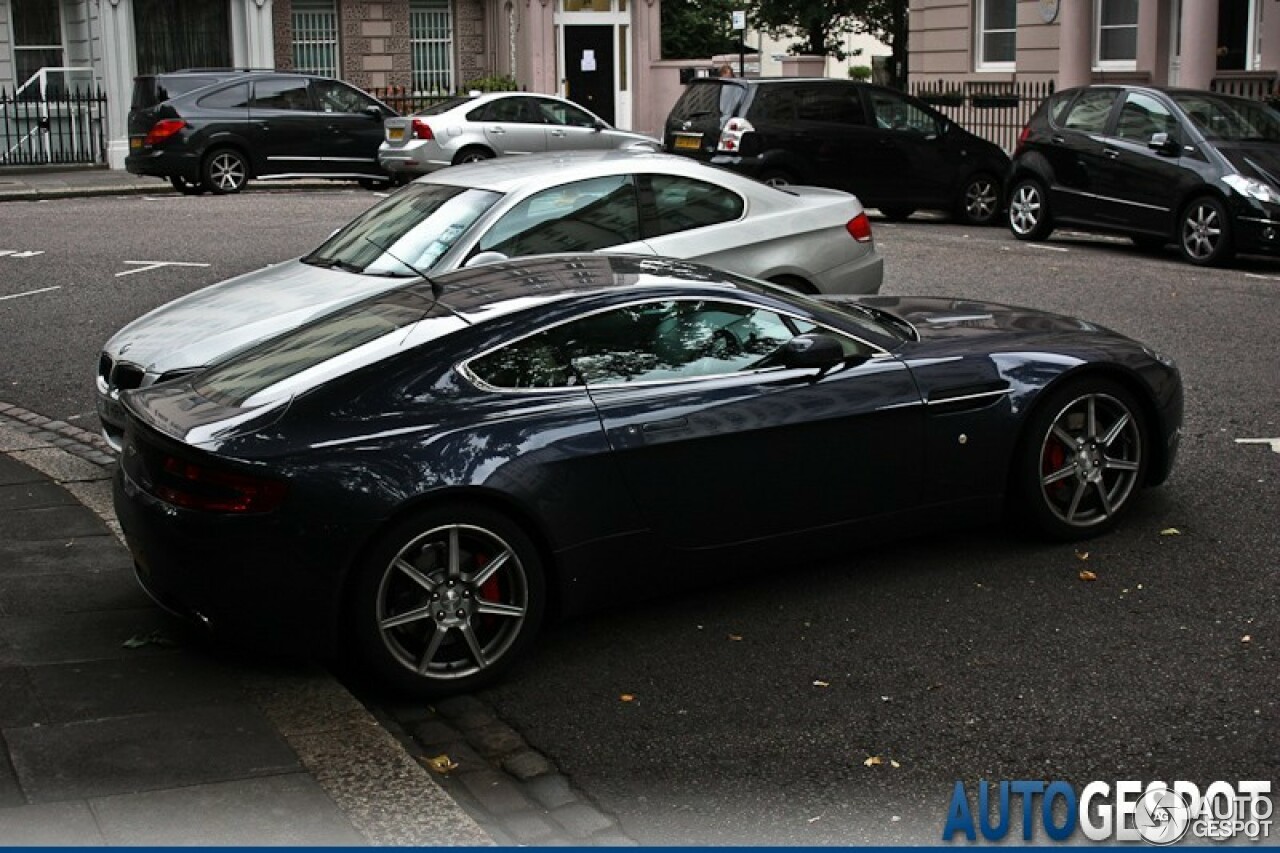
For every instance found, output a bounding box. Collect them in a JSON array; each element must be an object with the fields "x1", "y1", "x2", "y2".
[
  {"x1": 1172, "y1": 93, "x2": 1280, "y2": 142},
  {"x1": 303, "y1": 183, "x2": 502, "y2": 276}
]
